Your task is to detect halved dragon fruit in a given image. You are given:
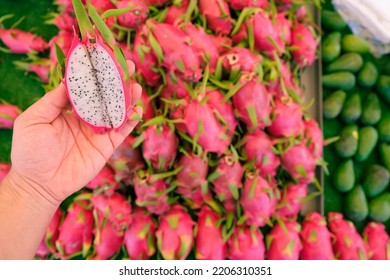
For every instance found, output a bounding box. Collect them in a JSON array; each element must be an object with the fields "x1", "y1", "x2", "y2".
[{"x1": 64, "y1": 1, "x2": 132, "y2": 133}]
